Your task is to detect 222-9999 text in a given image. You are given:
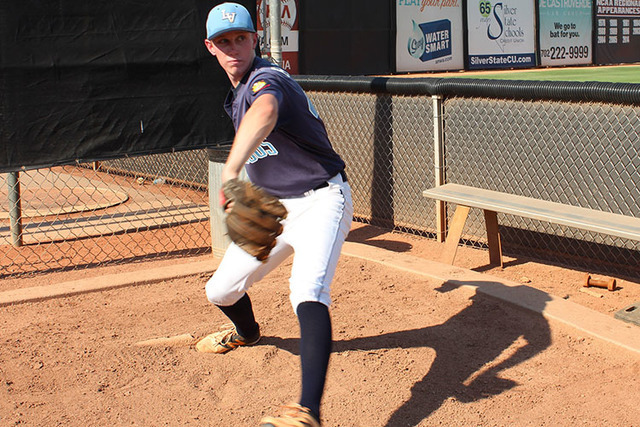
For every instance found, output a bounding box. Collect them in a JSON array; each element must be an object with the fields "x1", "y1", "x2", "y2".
[{"x1": 540, "y1": 45, "x2": 589, "y2": 60}]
